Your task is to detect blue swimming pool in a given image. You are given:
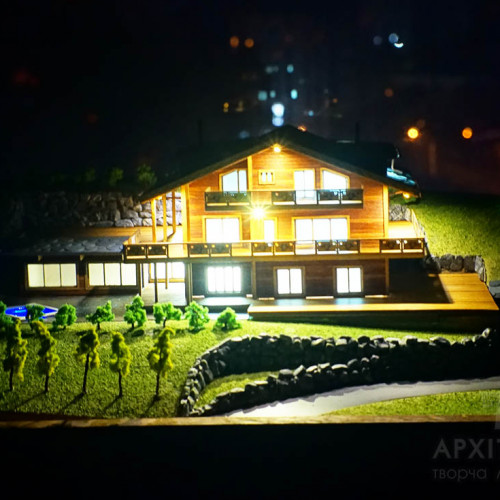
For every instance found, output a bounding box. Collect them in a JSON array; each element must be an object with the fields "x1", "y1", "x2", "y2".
[{"x1": 5, "y1": 305, "x2": 58, "y2": 321}]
